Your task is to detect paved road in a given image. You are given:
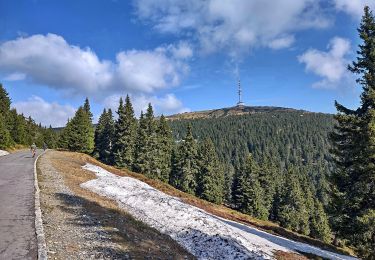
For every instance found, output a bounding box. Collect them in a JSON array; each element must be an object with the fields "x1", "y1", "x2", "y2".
[{"x1": 0, "y1": 150, "x2": 41, "y2": 260}]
